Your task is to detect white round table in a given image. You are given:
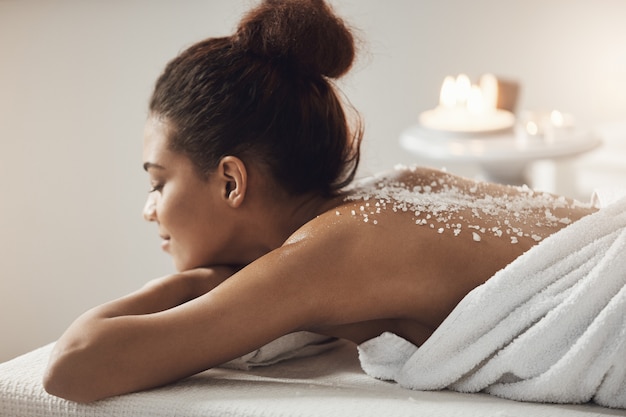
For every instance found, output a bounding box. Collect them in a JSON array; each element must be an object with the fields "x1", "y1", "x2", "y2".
[{"x1": 400, "y1": 125, "x2": 602, "y2": 185}]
